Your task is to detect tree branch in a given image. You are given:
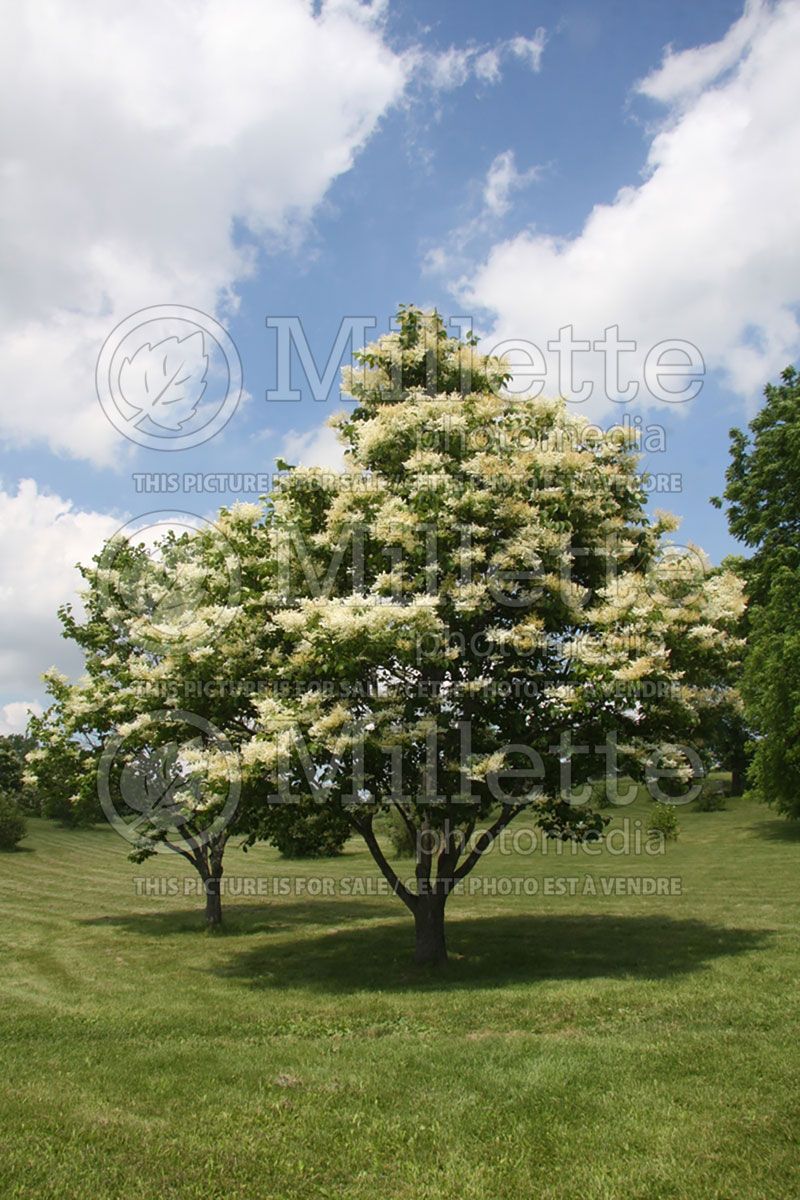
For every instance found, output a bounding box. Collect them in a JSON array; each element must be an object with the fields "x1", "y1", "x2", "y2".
[
  {"x1": 350, "y1": 813, "x2": 417, "y2": 912},
  {"x1": 453, "y1": 804, "x2": 526, "y2": 882}
]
